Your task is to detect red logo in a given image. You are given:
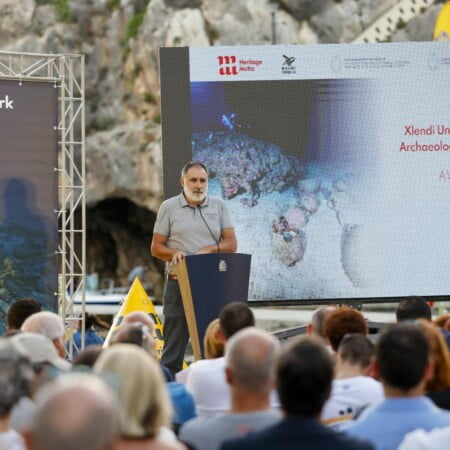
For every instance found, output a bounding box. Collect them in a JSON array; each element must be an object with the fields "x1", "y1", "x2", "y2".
[{"x1": 218, "y1": 55, "x2": 238, "y2": 76}]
